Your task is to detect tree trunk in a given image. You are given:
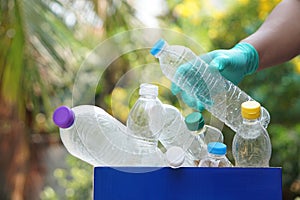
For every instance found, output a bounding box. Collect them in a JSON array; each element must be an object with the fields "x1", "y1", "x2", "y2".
[{"x1": 0, "y1": 97, "x2": 46, "y2": 200}]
